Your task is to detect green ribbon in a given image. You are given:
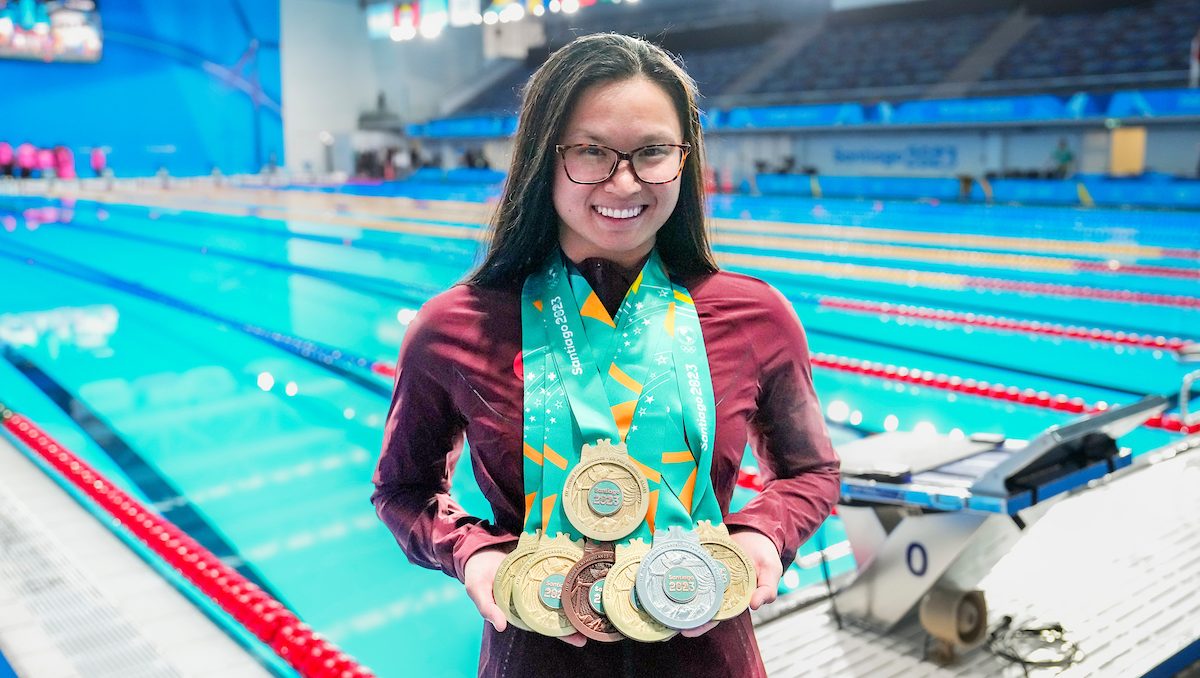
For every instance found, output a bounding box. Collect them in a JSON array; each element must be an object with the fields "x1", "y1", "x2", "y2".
[{"x1": 520, "y1": 250, "x2": 721, "y2": 542}]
